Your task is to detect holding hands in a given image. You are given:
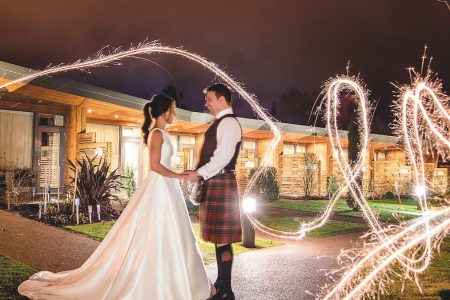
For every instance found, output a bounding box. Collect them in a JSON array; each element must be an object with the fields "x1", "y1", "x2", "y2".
[{"x1": 180, "y1": 170, "x2": 199, "y2": 183}]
